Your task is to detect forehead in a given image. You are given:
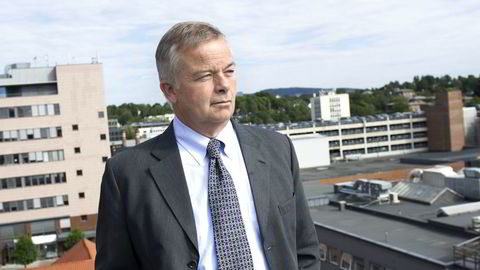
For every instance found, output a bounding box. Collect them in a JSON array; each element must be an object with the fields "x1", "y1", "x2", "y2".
[{"x1": 178, "y1": 38, "x2": 233, "y2": 69}]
